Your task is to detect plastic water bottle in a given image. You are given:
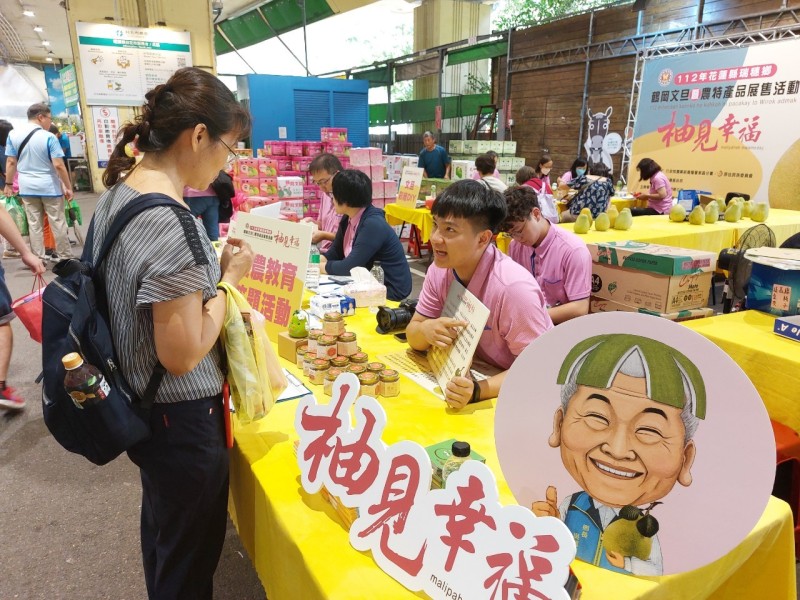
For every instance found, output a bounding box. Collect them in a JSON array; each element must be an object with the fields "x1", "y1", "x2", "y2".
[
  {"x1": 63, "y1": 352, "x2": 110, "y2": 409},
  {"x1": 370, "y1": 261, "x2": 384, "y2": 285},
  {"x1": 430, "y1": 185, "x2": 437, "y2": 200},
  {"x1": 442, "y1": 441, "x2": 471, "y2": 486},
  {"x1": 307, "y1": 245, "x2": 320, "y2": 291}
]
